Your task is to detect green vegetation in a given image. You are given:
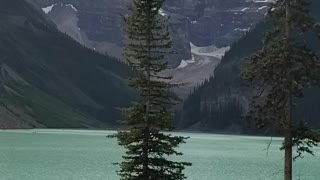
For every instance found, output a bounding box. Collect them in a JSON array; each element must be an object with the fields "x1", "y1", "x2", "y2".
[
  {"x1": 242, "y1": 0, "x2": 320, "y2": 179},
  {"x1": 180, "y1": 0, "x2": 320, "y2": 132},
  {"x1": 0, "y1": 0, "x2": 136, "y2": 128},
  {"x1": 8, "y1": 84, "x2": 90, "y2": 128},
  {"x1": 180, "y1": 22, "x2": 267, "y2": 131},
  {"x1": 110, "y1": 0, "x2": 191, "y2": 179}
]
